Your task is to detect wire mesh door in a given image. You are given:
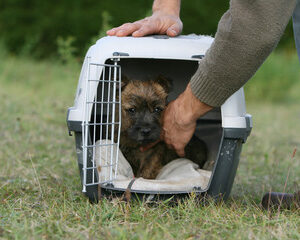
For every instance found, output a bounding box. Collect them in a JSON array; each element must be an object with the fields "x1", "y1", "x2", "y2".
[{"x1": 81, "y1": 58, "x2": 121, "y2": 192}]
